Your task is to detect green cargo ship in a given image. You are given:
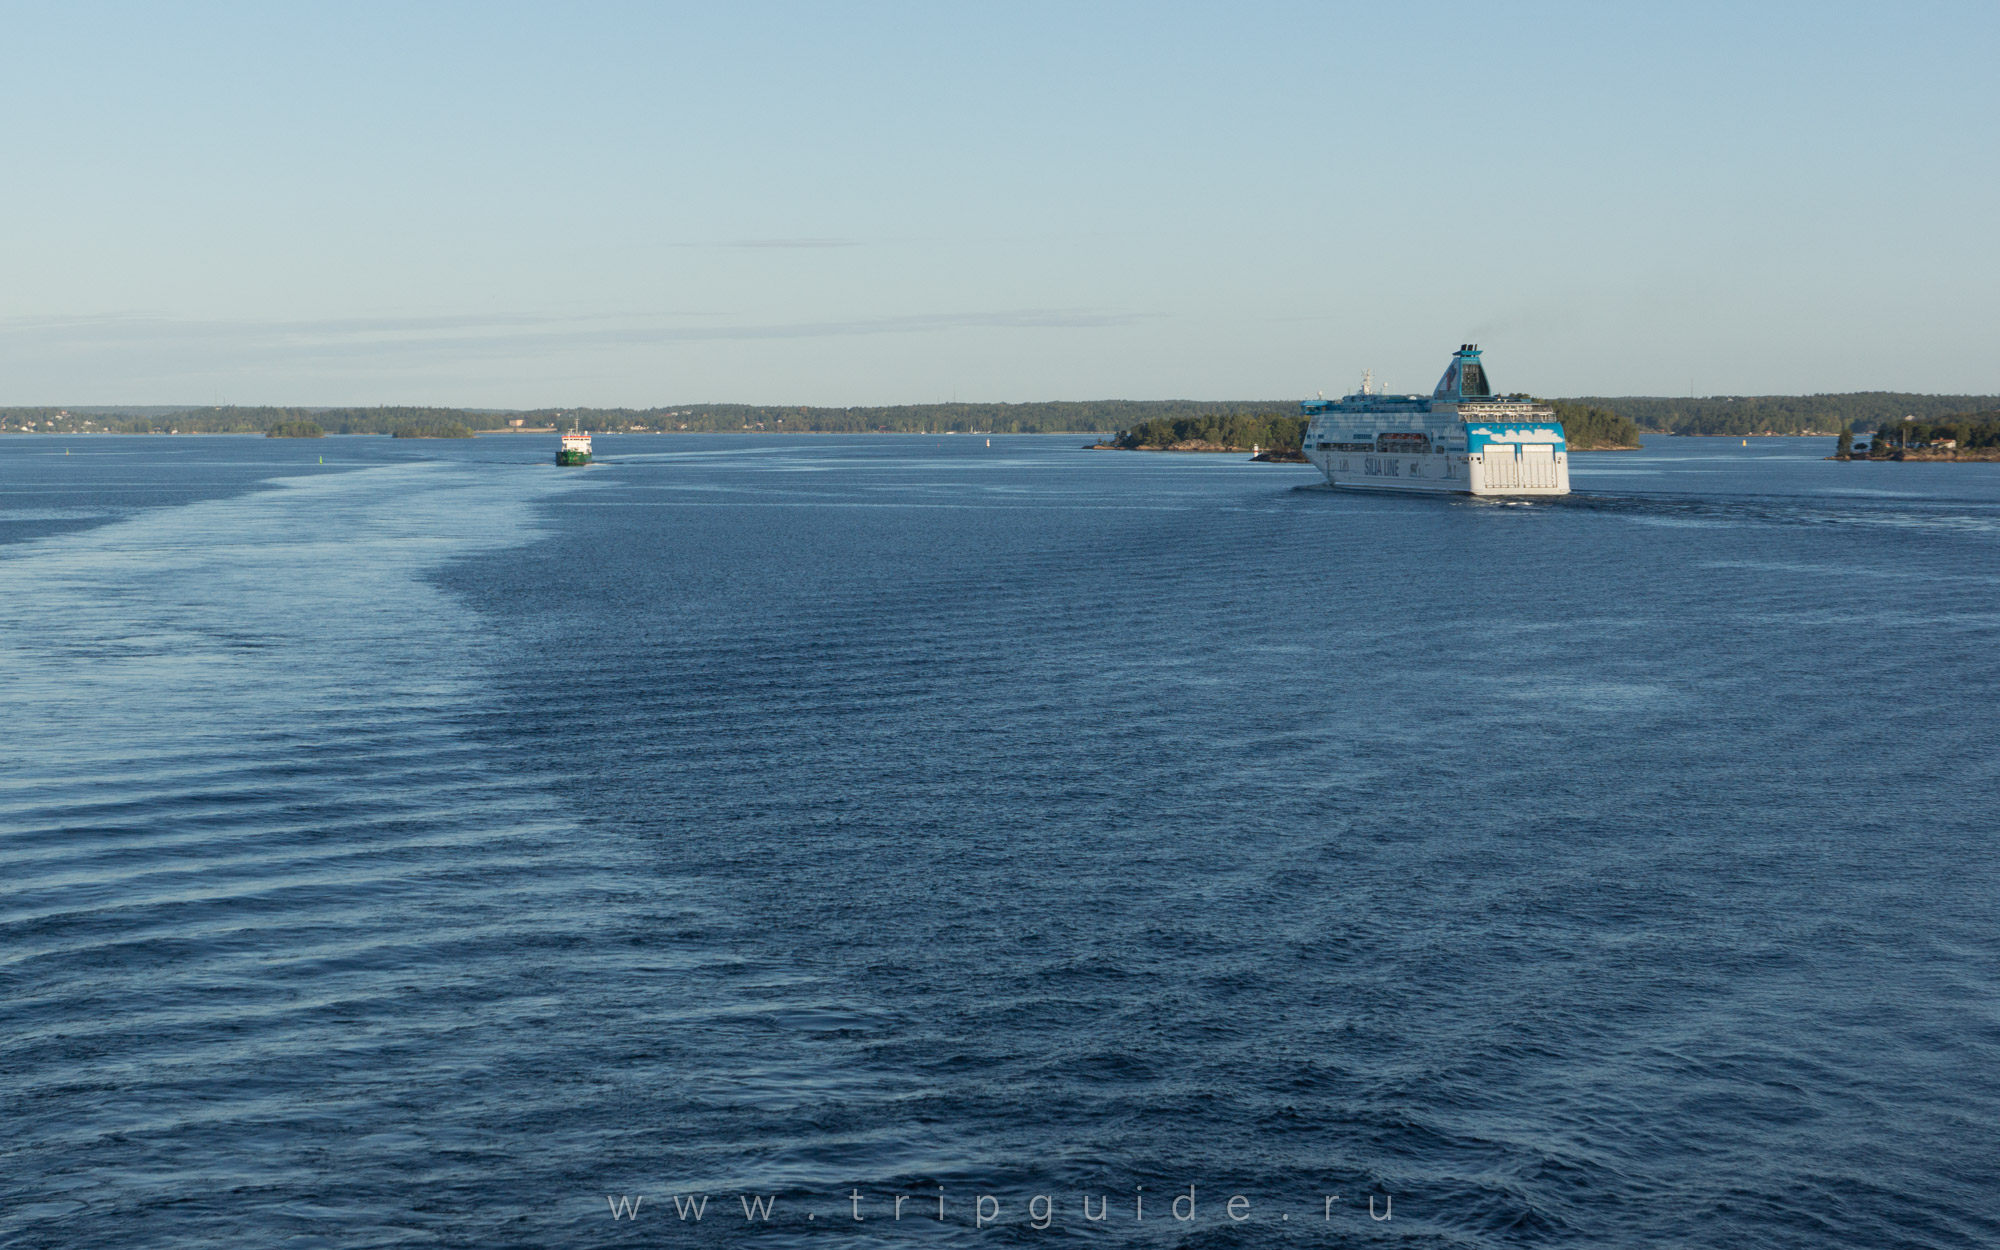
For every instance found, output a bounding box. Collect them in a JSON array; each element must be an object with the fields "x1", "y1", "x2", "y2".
[{"x1": 557, "y1": 423, "x2": 592, "y2": 466}]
